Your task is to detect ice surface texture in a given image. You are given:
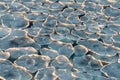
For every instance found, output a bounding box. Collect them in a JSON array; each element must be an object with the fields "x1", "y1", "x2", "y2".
[{"x1": 0, "y1": 0, "x2": 120, "y2": 80}]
